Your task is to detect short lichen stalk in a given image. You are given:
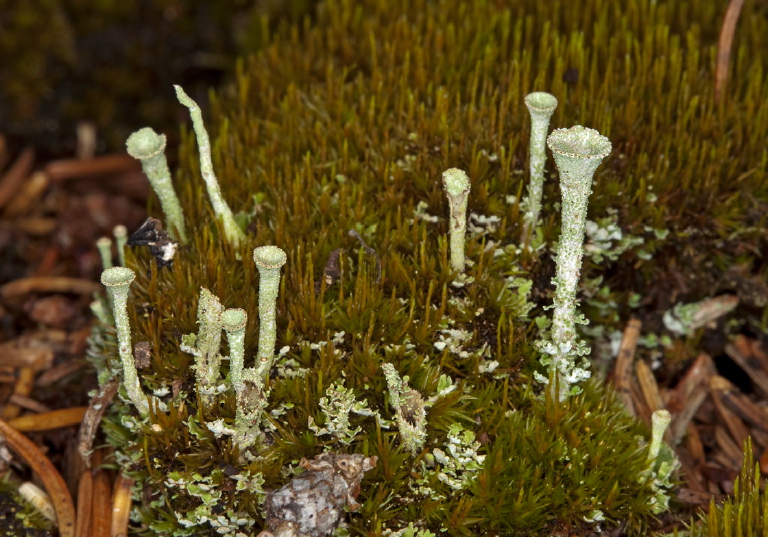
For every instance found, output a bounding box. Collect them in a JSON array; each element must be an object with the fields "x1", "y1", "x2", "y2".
[
  {"x1": 539, "y1": 126, "x2": 612, "y2": 399},
  {"x1": 252, "y1": 246, "x2": 287, "y2": 380},
  {"x1": 175, "y1": 85, "x2": 246, "y2": 248},
  {"x1": 522, "y1": 92, "x2": 558, "y2": 239},
  {"x1": 221, "y1": 308, "x2": 261, "y2": 450},
  {"x1": 642, "y1": 409, "x2": 679, "y2": 513},
  {"x1": 382, "y1": 362, "x2": 427, "y2": 455},
  {"x1": 126, "y1": 127, "x2": 188, "y2": 243},
  {"x1": 441, "y1": 168, "x2": 471, "y2": 273},
  {"x1": 100, "y1": 267, "x2": 149, "y2": 416},
  {"x1": 113, "y1": 225, "x2": 128, "y2": 267},
  {"x1": 180, "y1": 288, "x2": 224, "y2": 408},
  {"x1": 96, "y1": 237, "x2": 113, "y2": 270}
]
